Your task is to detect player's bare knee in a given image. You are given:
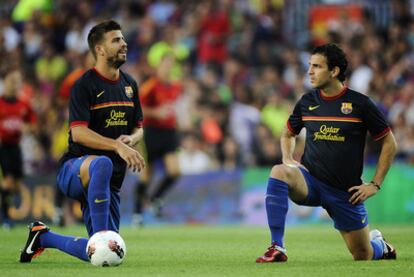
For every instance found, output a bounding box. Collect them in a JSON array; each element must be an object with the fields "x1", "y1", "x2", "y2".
[
  {"x1": 80, "y1": 155, "x2": 99, "y2": 186},
  {"x1": 270, "y1": 164, "x2": 285, "y2": 180},
  {"x1": 81, "y1": 156, "x2": 113, "y2": 188},
  {"x1": 270, "y1": 164, "x2": 295, "y2": 183}
]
